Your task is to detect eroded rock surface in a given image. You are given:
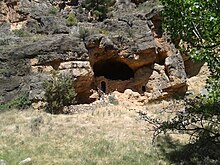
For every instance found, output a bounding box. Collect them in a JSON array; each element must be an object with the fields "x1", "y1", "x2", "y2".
[{"x1": 0, "y1": 0, "x2": 189, "y2": 105}]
